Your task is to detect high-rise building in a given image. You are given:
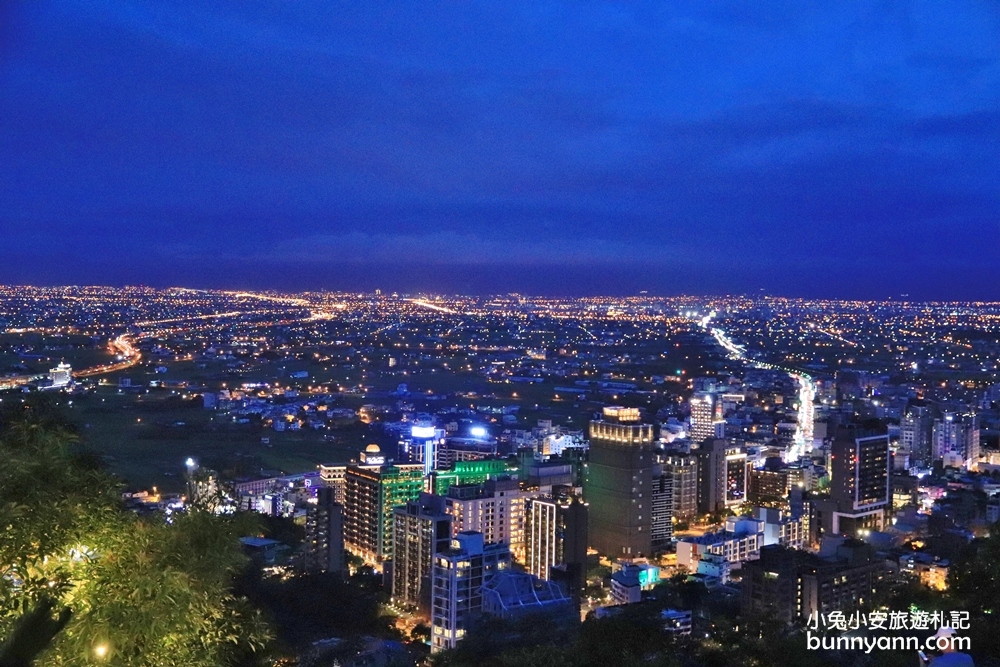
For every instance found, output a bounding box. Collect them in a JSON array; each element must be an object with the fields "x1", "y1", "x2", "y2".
[
  {"x1": 689, "y1": 392, "x2": 722, "y2": 444},
  {"x1": 391, "y1": 493, "x2": 452, "y2": 613},
  {"x1": 816, "y1": 431, "x2": 890, "y2": 536},
  {"x1": 931, "y1": 413, "x2": 980, "y2": 469},
  {"x1": 445, "y1": 478, "x2": 539, "y2": 563},
  {"x1": 524, "y1": 487, "x2": 588, "y2": 594},
  {"x1": 650, "y1": 472, "x2": 673, "y2": 549},
  {"x1": 319, "y1": 464, "x2": 346, "y2": 504},
  {"x1": 660, "y1": 454, "x2": 698, "y2": 521},
  {"x1": 343, "y1": 446, "x2": 425, "y2": 565},
  {"x1": 900, "y1": 407, "x2": 932, "y2": 465},
  {"x1": 430, "y1": 532, "x2": 511, "y2": 653},
  {"x1": 583, "y1": 407, "x2": 655, "y2": 558},
  {"x1": 399, "y1": 423, "x2": 445, "y2": 476},
  {"x1": 303, "y1": 486, "x2": 345, "y2": 574},
  {"x1": 696, "y1": 439, "x2": 748, "y2": 515}
]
